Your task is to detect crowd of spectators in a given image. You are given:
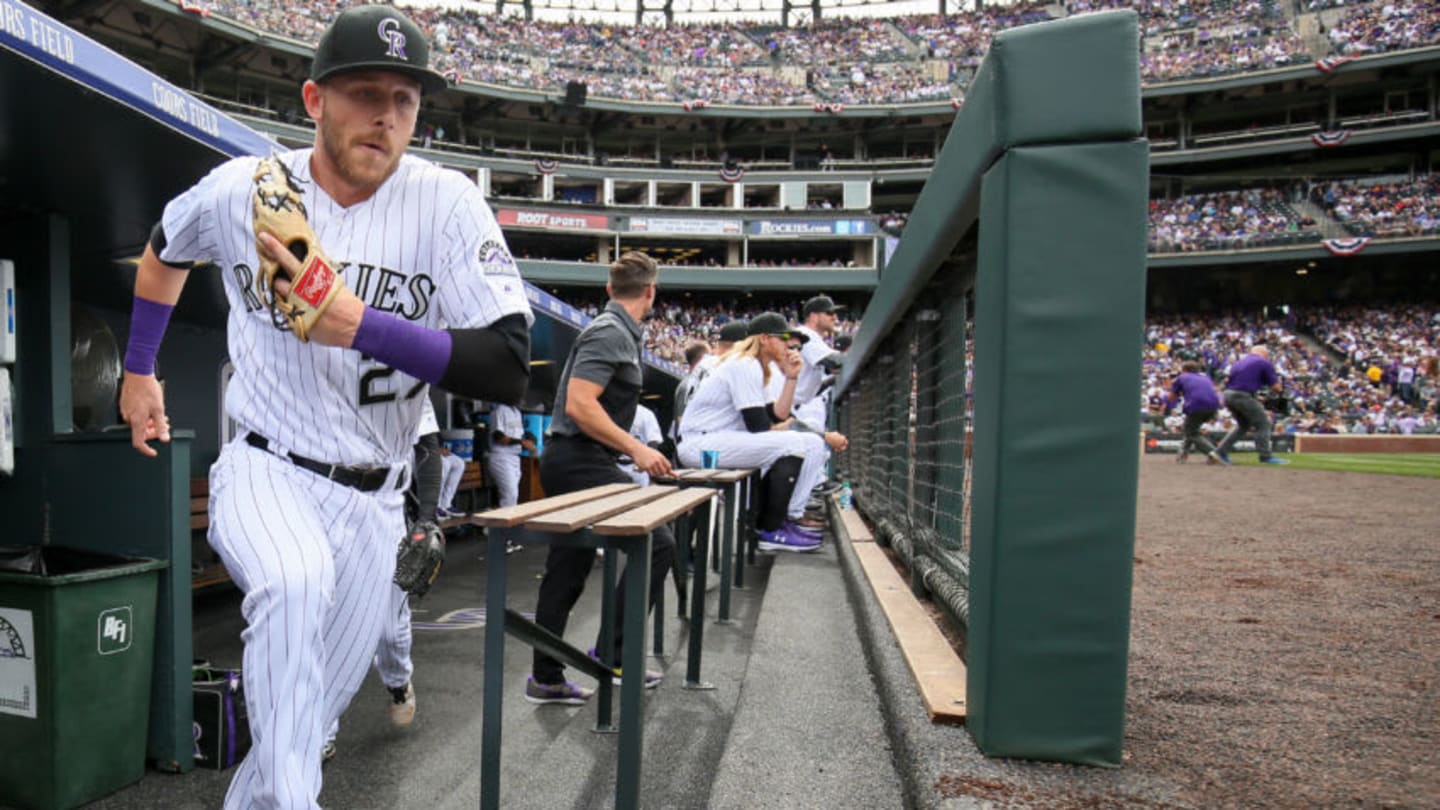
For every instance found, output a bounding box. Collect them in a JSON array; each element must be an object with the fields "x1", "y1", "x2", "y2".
[
  {"x1": 1327, "y1": 0, "x2": 1440, "y2": 56},
  {"x1": 1149, "y1": 188, "x2": 1320, "y2": 253},
  {"x1": 1142, "y1": 309, "x2": 1440, "y2": 436},
  {"x1": 561, "y1": 296, "x2": 859, "y2": 365},
  {"x1": 192, "y1": 0, "x2": 1440, "y2": 106},
  {"x1": 1312, "y1": 175, "x2": 1440, "y2": 238}
]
